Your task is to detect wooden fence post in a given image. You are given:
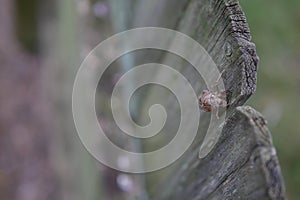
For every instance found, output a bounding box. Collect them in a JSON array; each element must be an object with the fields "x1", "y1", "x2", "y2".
[{"x1": 128, "y1": 0, "x2": 286, "y2": 199}]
